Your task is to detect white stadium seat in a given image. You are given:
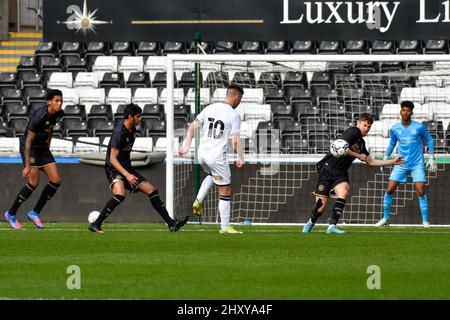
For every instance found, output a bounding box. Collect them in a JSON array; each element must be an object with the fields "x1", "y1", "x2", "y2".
[
  {"x1": 60, "y1": 88, "x2": 79, "y2": 106},
  {"x1": 119, "y1": 56, "x2": 144, "y2": 80},
  {"x1": 92, "y1": 56, "x2": 118, "y2": 80},
  {"x1": 380, "y1": 104, "x2": 400, "y2": 120},
  {"x1": 241, "y1": 103, "x2": 272, "y2": 121},
  {"x1": 47, "y1": 72, "x2": 73, "y2": 89},
  {"x1": 73, "y1": 137, "x2": 100, "y2": 154},
  {"x1": 132, "y1": 88, "x2": 158, "y2": 106},
  {"x1": 154, "y1": 137, "x2": 179, "y2": 152},
  {"x1": 50, "y1": 138, "x2": 73, "y2": 156},
  {"x1": 0, "y1": 137, "x2": 20, "y2": 155},
  {"x1": 106, "y1": 88, "x2": 132, "y2": 112},
  {"x1": 73, "y1": 72, "x2": 99, "y2": 88},
  {"x1": 159, "y1": 88, "x2": 184, "y2": 105},
  {"x1": 185, "y1": 88, "x2": 211, "y2": 109},
  {"x1": 133, "y1": 137, "x2": 153, "y2": 153},
  {"x1": 77, "y1": 88, "x2": 106, "y2": 113},
  {"x1": 144, "y1": 56, "x2": 167, "y2": 80},
  {"x1": 240, "y1": 88, "x2": 264, "y2": 104},
  {"x1": 364, "y1": 136, "x2": 391, "y2": 156}
]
